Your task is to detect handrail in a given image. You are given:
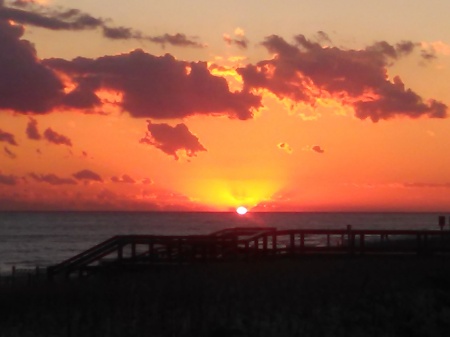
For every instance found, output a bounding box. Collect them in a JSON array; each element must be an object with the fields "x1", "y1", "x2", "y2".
[
  {"x1": 49, "y1": 237, "x2": 119, "y2": 267},
  {"x1": 48, "y1": 227, "x2": 450, "y2": 279}
]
